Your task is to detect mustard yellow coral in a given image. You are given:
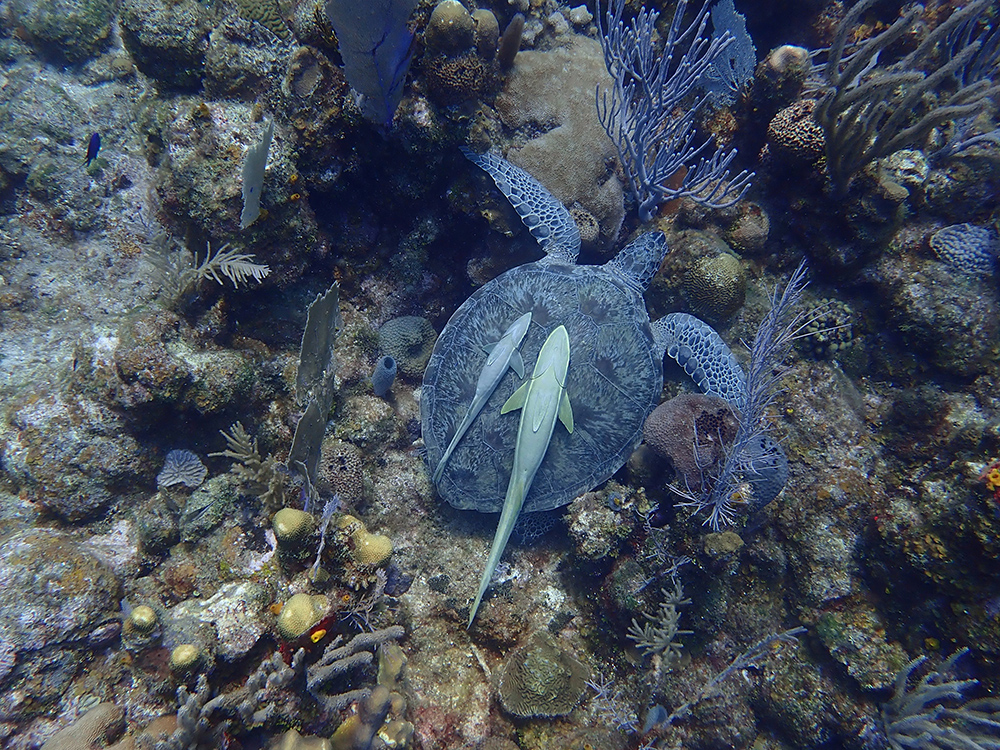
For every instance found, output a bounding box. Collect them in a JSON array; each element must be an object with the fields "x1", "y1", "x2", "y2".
[
  {"x1": 276, "y1": 593, "x2": 330, "y2": 640},
  {"x1": 169, "y1": 644, "x2": 202, "y2": 673},
  {"x1": 352, "y1": 529, "x2": 393, "y2": 567},
  {"x1": 339, "y1": 515, "x2": 393, "y2": 567},
  {"x1": 987, "y1": 467, "x2": 1000, "y2": 492}
]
